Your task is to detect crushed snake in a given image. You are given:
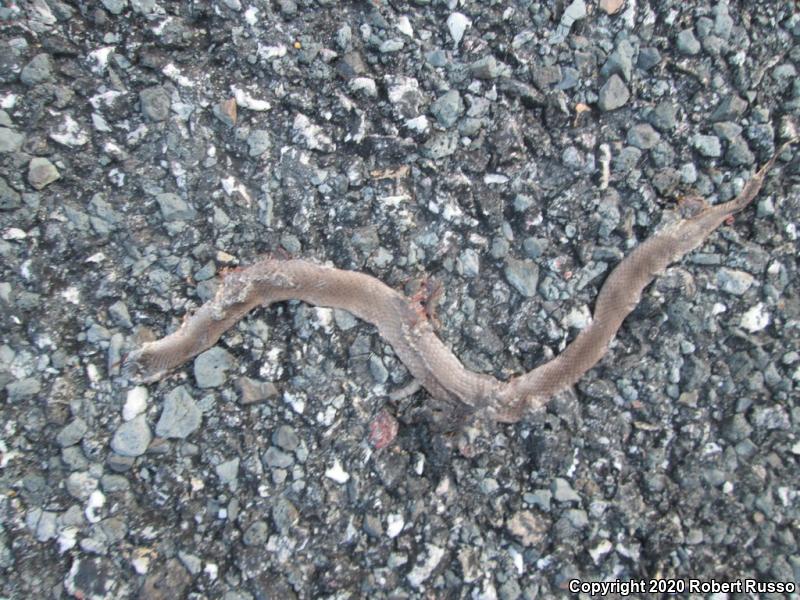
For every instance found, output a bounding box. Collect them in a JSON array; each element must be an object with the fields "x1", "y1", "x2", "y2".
[{"x1": 125, "y1": 140, "x2": 794, "y2": 424}]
